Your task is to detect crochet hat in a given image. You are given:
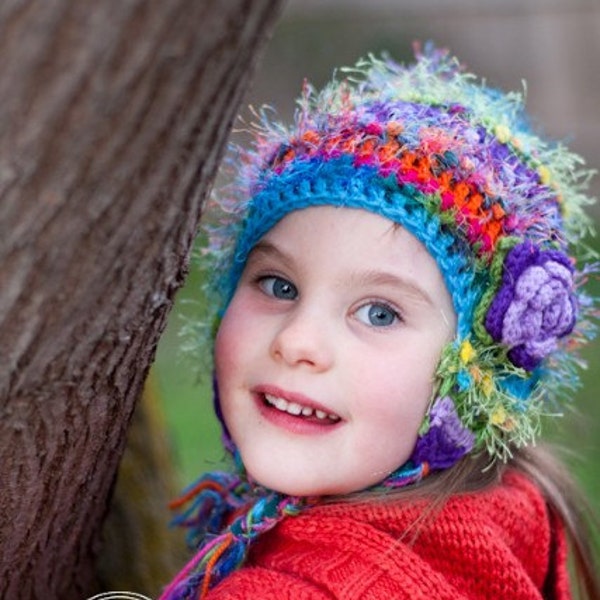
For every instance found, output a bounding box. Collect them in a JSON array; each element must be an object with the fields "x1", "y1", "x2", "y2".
[
  {"x1": 209, "y1": 46, "x2": 596, "y2": 474},
  {"x1": 161, "y1": 47, "x2": 597, "y2": 599}
]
